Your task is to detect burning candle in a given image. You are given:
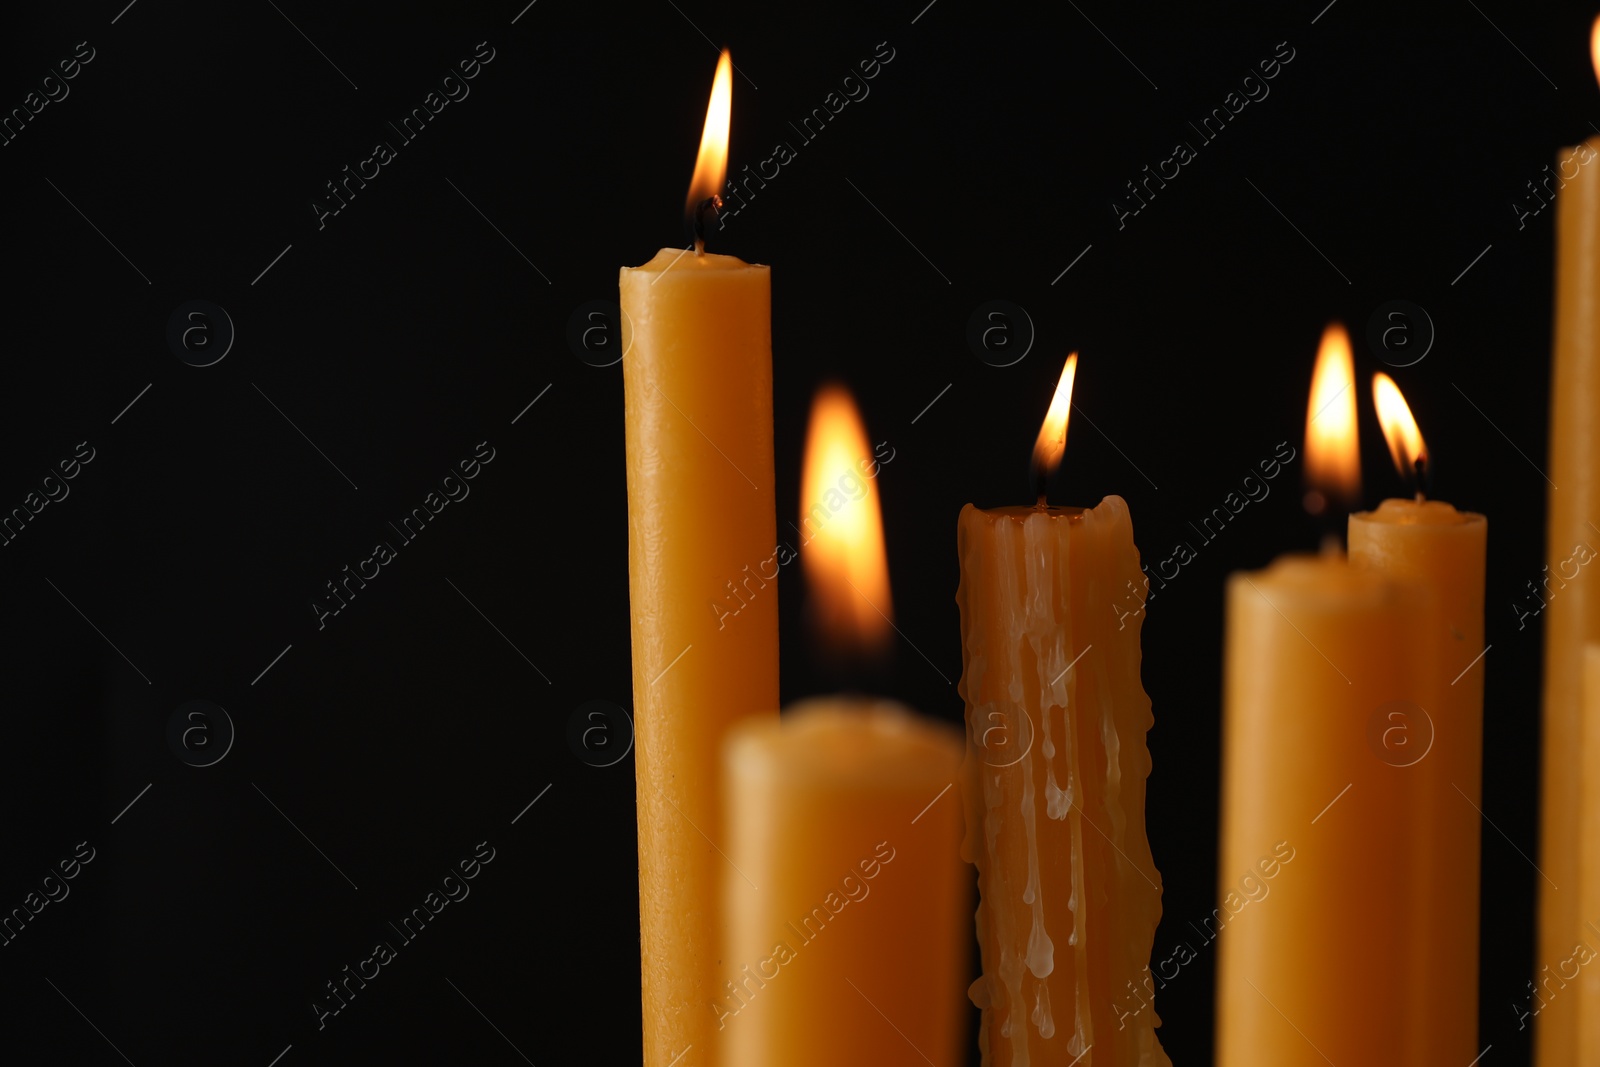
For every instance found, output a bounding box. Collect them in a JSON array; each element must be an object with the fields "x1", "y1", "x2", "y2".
[
  {"x1": 1217, "y1": 329, "x2": 1481, "y2": 1065},
  {"x1": 620, "y1": 51, "x2": 779, "y2": 1067},
  {"x1": 719, "y1": 386, "x2": 966, "y2": 1067},
  {"x1": 956, "y1": 355, "x2": 1170, "y2": 1065},
  {"x1": 1348, "y1": 373, "x2": 1486, "y2": 1063}
]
